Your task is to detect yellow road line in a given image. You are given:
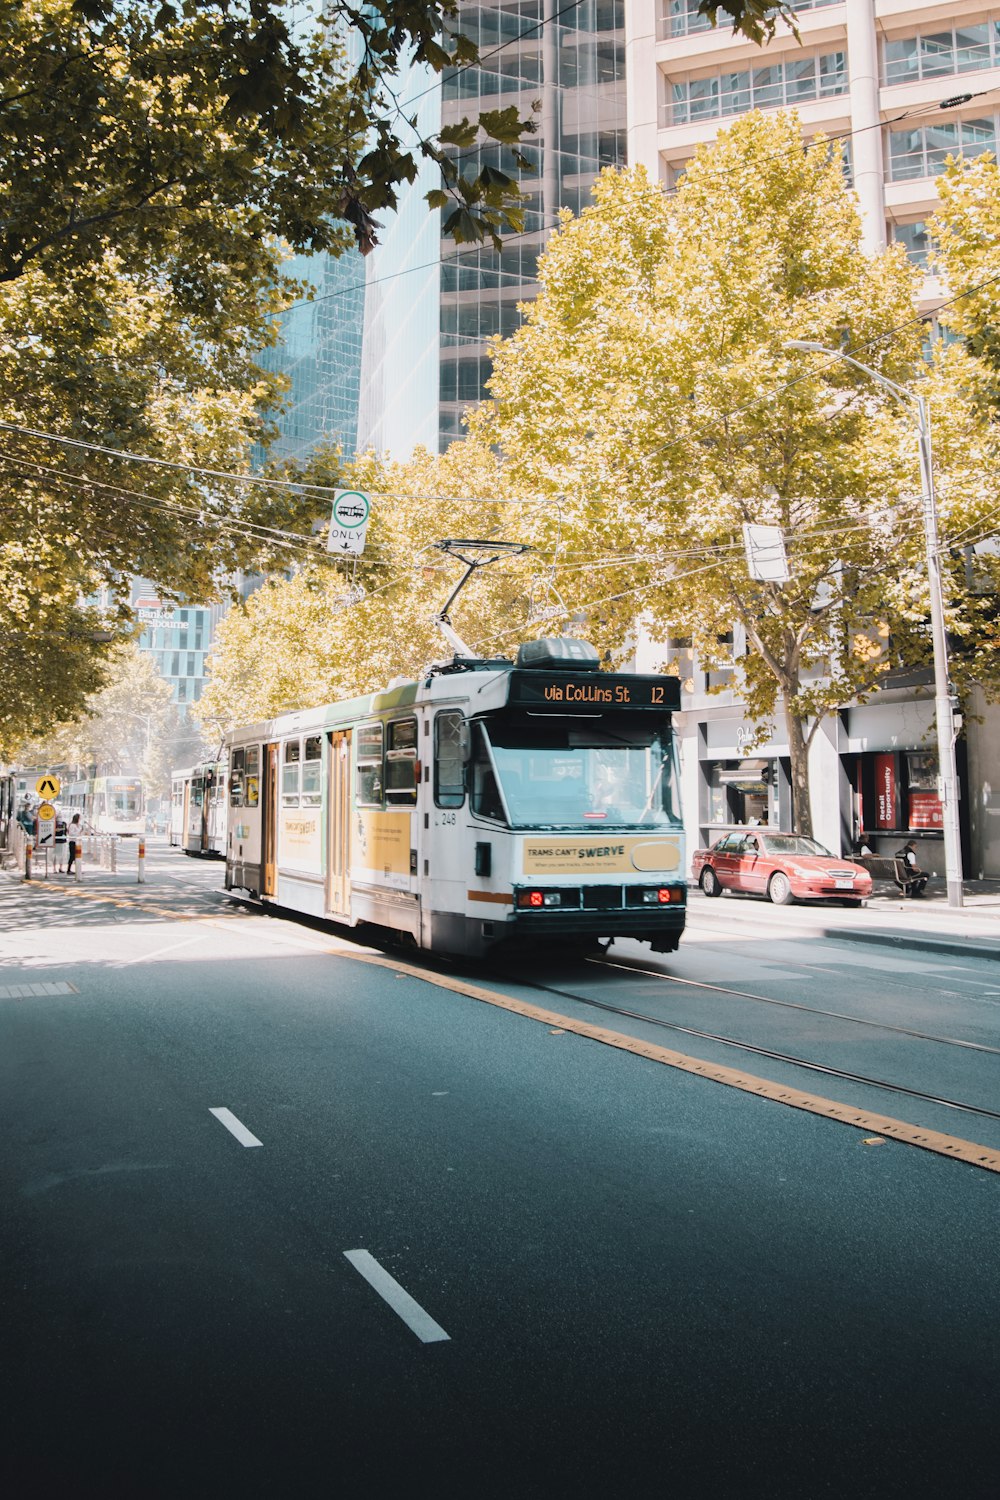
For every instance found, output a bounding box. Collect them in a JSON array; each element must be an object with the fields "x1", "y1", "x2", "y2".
[{"x1": 18, "y1": 882, "x2": 1000, "y2": 1175}]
